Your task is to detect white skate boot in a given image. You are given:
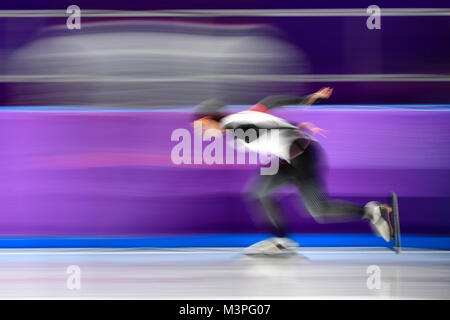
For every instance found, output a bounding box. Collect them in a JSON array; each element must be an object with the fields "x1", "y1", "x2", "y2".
[
  {"x1": 364, "y1": 201, "x2": 393, "y2": 242},
  {"x1": 243, "y1": 237, "x2": 298, "y2": 256}
]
